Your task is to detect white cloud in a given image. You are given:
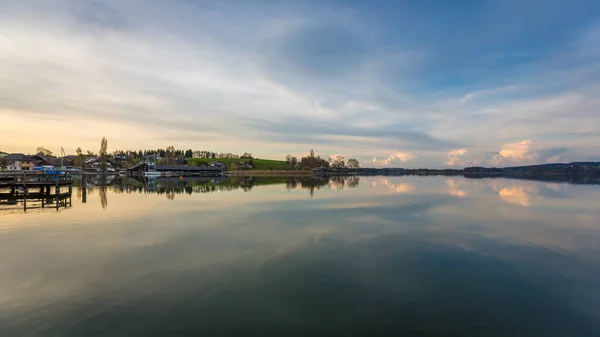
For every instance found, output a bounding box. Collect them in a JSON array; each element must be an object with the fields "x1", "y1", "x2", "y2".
[
  {"x1": 446, "y1": 148, "x2": 468, "y2": 166},
  {"x1": 459, "y1": 84, "x2": 519, "y2": 103},
  {"x1": 0, "y1": 1, "x2": 599, "y2": 167},
  {"x1": 369, "y1": 152, "x2": 414, "y2": 167},
  {"x1": 489, "y1": 140, "x2": 538, "y2": 166}
]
